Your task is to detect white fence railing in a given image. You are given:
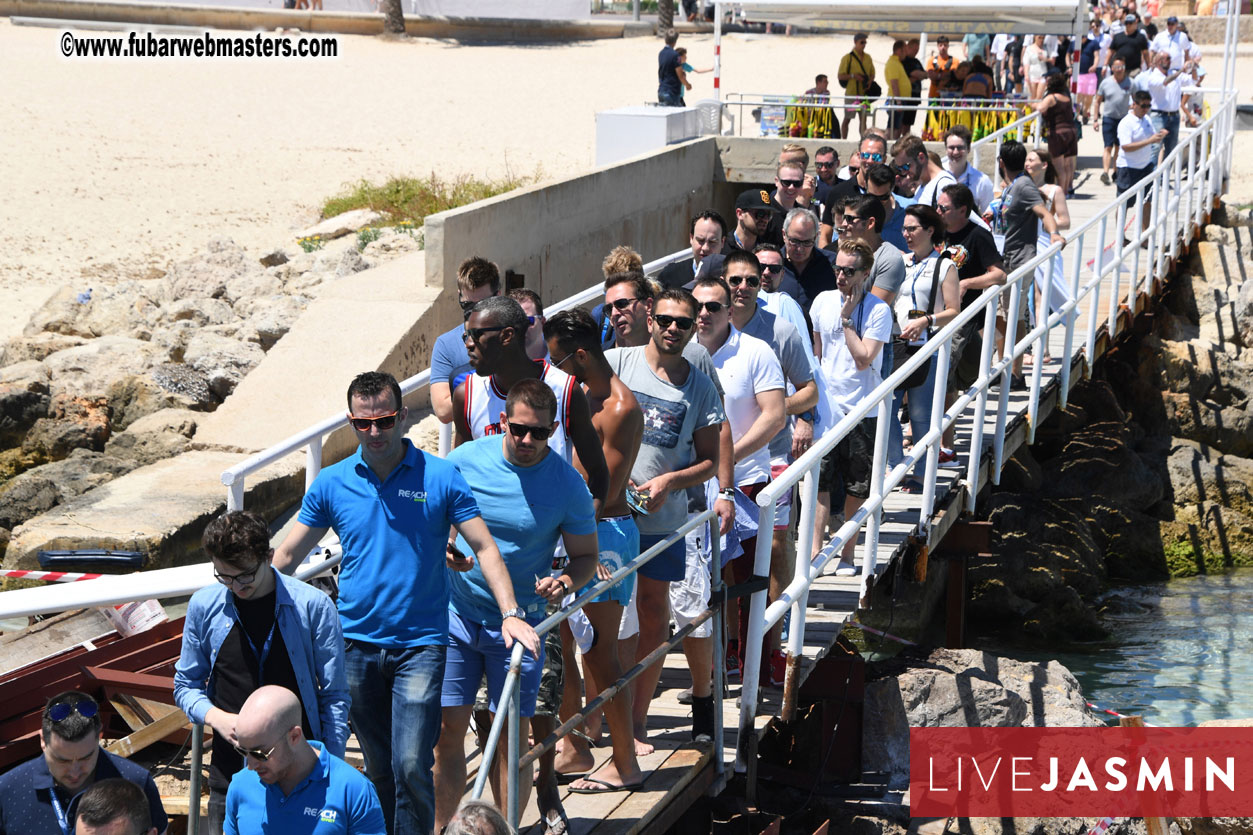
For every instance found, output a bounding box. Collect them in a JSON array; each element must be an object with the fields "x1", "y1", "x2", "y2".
[
  {"x1": 732, "y1": 89, "x2": 1239, "y2": 773},
  {"x1": 970, "y1": 110, "x2": 1042, "y2": 172}
]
